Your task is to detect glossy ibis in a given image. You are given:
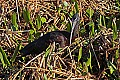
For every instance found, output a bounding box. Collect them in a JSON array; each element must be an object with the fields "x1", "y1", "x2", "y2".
[{"x1": 20, "y1": 13, "x2": 80, "y2": 56}]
